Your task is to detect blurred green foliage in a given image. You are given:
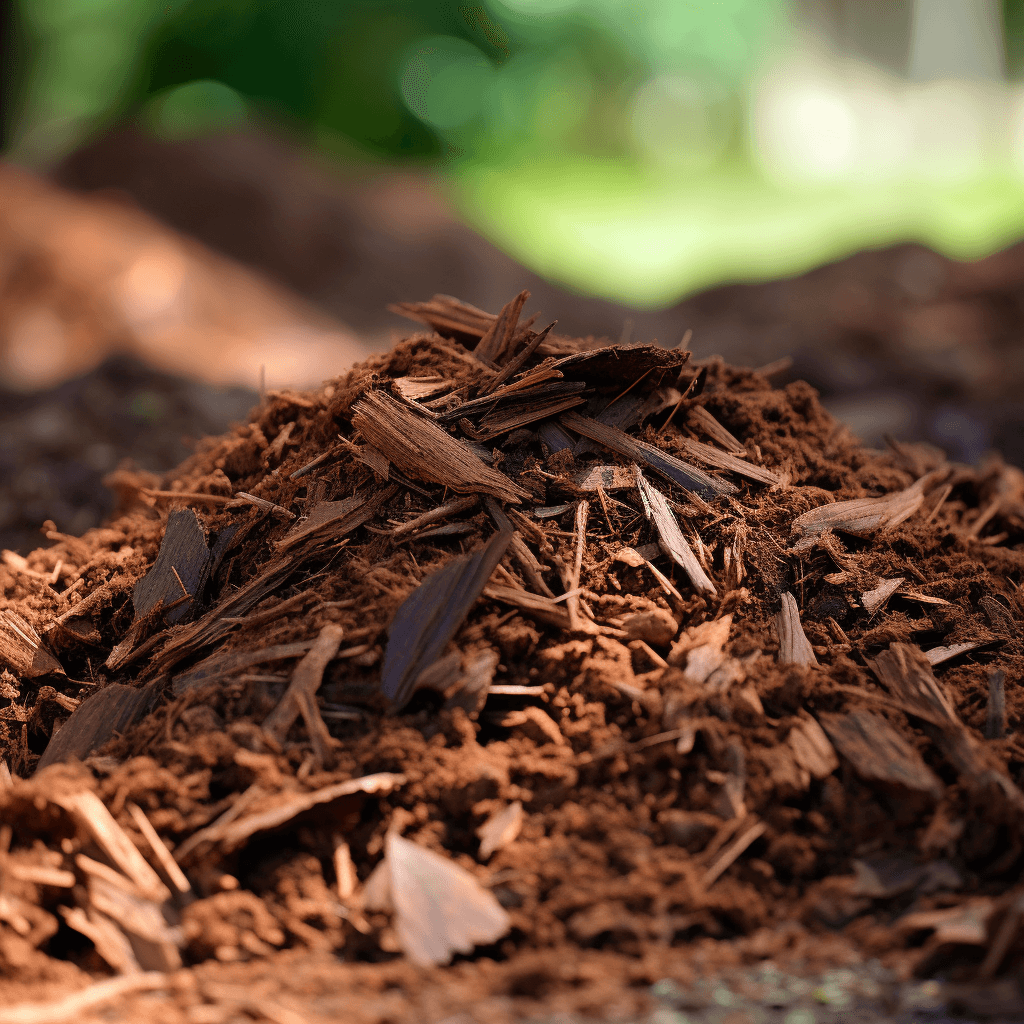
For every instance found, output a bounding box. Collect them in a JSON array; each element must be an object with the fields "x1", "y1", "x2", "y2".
[
  {"x1": 9, "y1": 0, "x2": 1024, "y2": 306},
  {"x1": 6, "y1": 0, "x2": 783, "y2": 165}
]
